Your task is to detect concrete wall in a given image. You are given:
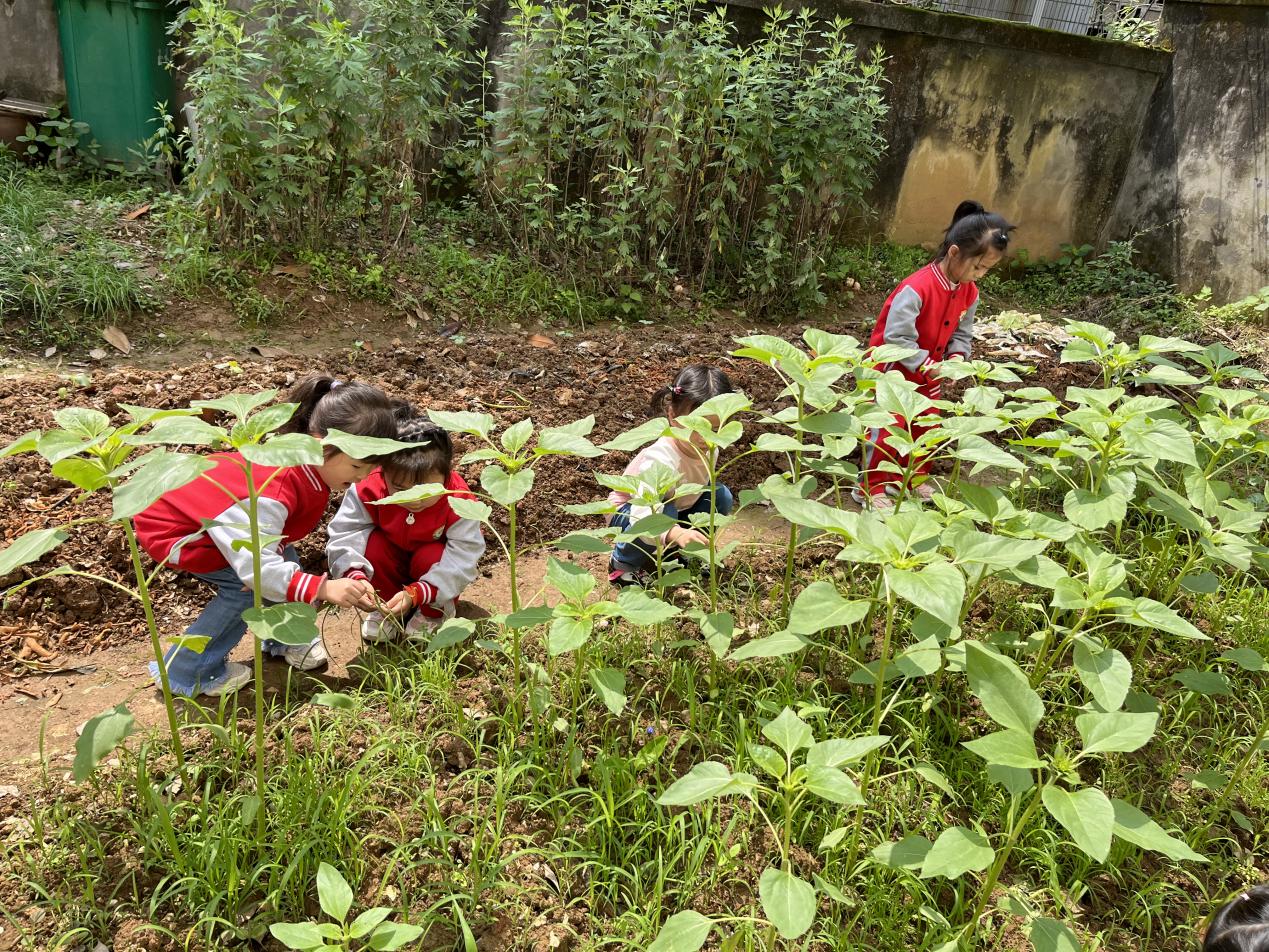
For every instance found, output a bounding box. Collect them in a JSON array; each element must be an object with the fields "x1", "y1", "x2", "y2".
[
  {"x1": 0, "y1": 0, "x2": 64, "y2": 103},
  {"x1": 1110, "y1": 0, "x2": 1269, "y2": 299},
  {"x1": 725, "y1": 0, "x2": 1170, "y2": 262}
]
